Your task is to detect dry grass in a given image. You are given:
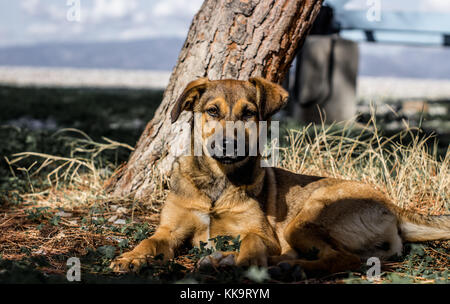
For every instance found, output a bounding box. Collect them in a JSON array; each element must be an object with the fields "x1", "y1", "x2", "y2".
[
  {"x1": 7, "y1": 117, "x2": 449, "y2": 214},
  {"x1": 1, "y1": 131, "x2": 166, "y2": 265},
  {"x1": 1, "y1": 115, "x2": 449, "y2": 283},
  {"x1": 281, "y1": 118, "x2": 449, "y2": 215}
]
